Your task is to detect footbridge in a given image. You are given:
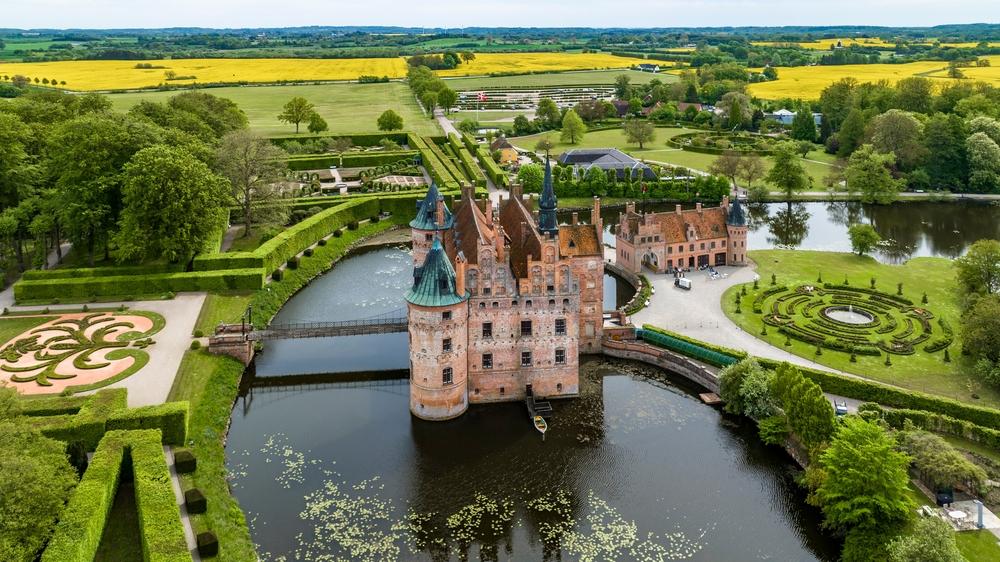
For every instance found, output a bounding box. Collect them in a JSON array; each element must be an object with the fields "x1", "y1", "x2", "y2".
[{"x1": 248, "y1": 308, "x2": 408, "y2": 341}]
